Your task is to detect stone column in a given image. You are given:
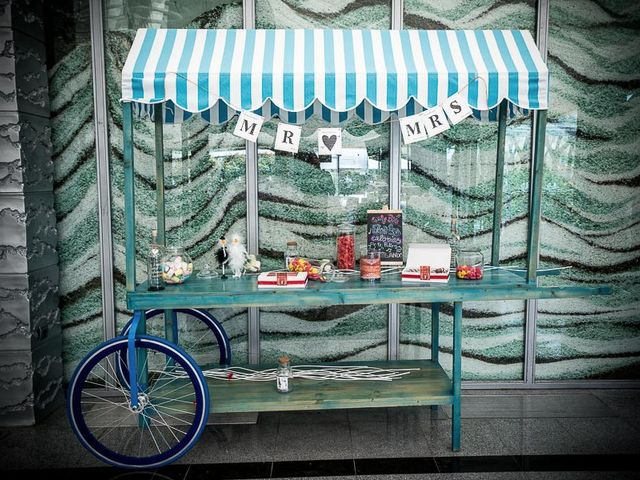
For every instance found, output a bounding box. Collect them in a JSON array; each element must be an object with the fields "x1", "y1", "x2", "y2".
[{"x1": 0, "y1": 0, "x2": 62, "y2": 426}]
